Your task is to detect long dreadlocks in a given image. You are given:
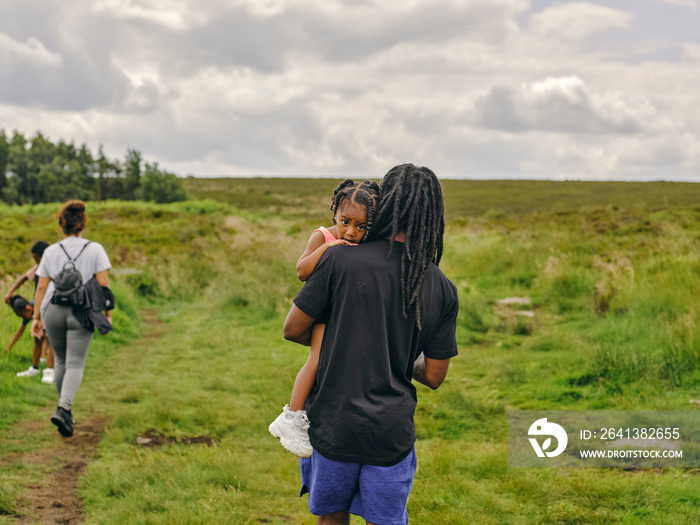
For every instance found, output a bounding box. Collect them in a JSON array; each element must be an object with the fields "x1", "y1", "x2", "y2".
[
  {"x1": 330, "y1": 179, "x2": 380, "y2": 241},
  {"x1": 367, "y1": 164, "x2": 445, "y2": 328}
]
